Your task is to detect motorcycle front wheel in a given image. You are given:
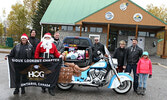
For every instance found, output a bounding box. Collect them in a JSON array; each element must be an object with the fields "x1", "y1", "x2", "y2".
[
  {"x1": 113, "y1": 81, "x2": 132, "y2": 94},
  {"x1": 57, "y1": 83, "x2": 74, "y2": 91}
]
